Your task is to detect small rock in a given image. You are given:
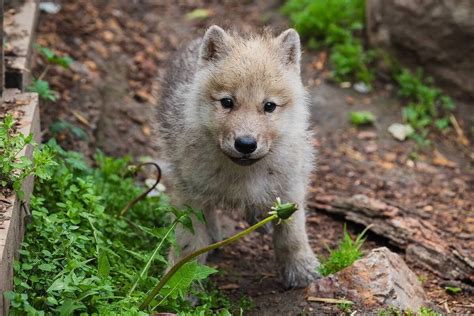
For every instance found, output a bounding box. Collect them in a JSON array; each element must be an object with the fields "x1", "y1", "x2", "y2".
[
  {"x1": 308, "y1": 247, "x2": 429, "y2": 311},
  {"x1": 39, "y1": 2, "x2": 61, "y2": 14},
  {"x1": 384, "y1": 152, "x2": 397, "y2": 162},
  {"x1": 388, "y1": 123, "x2": 414, "y2": 141},
  {"x1": 346, "y1": 96, "x2": 355, "y2": 105},
  {"x1": 357, "y1": 131, "x2": 377, "y2": 140},
  {"x1": 340, "y1": 82, "x2": 352, "y2": 88},
  {"x1": 364, "y1": 142, "x2": 378, "y2": 153},
  {"x1": 416, "y1": 162, "x2": 438, "y2": 174},
  {"x1": 353, "y1": 82, "x2": 371, "y2": 94},
  {"x1": 423, "y1": 205, "x2": 434, "y2": 212}
]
